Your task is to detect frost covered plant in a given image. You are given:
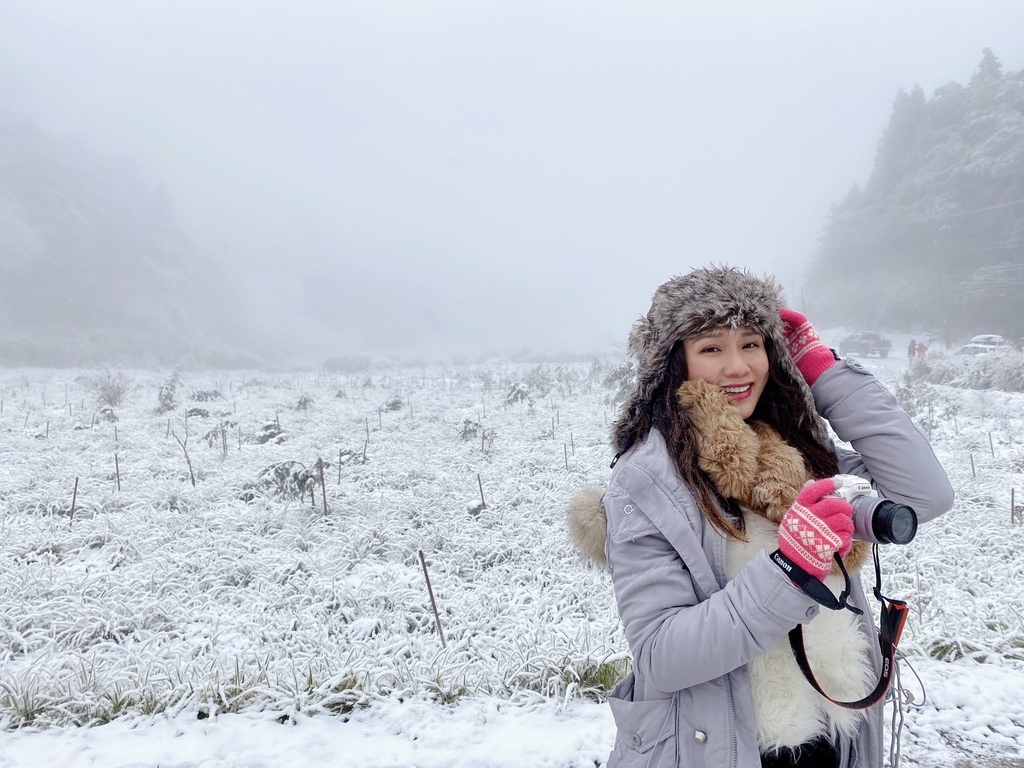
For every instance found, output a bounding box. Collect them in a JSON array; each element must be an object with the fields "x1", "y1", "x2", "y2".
[
  {"x1": 991, "y1": 354, "x2": 1024, "y2": 392},
  {"x1": 503, "y1": 382, "x2": 532, "y2": 407},
  {"x1": 912, "y1": 351, "x2": 1024, "y2": 393},
  {"x1": 156, "y1": 372, "x2": 181, "y2": 414},
  {"x1": 892, "y1": 372, "x2": 962, "y2": 439},
  {"x1": 189, "y1": 389, "x2": 223, "y2": 402},
  {"x1": 253, "y1": 420, "x2": 286, "y2": 444},
  {"x1": 601, "y1": 361, "x2": 635, "y2": 406},
  {"x1": 87, "y1": 368, "x2": 131, "y2": 408}
]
